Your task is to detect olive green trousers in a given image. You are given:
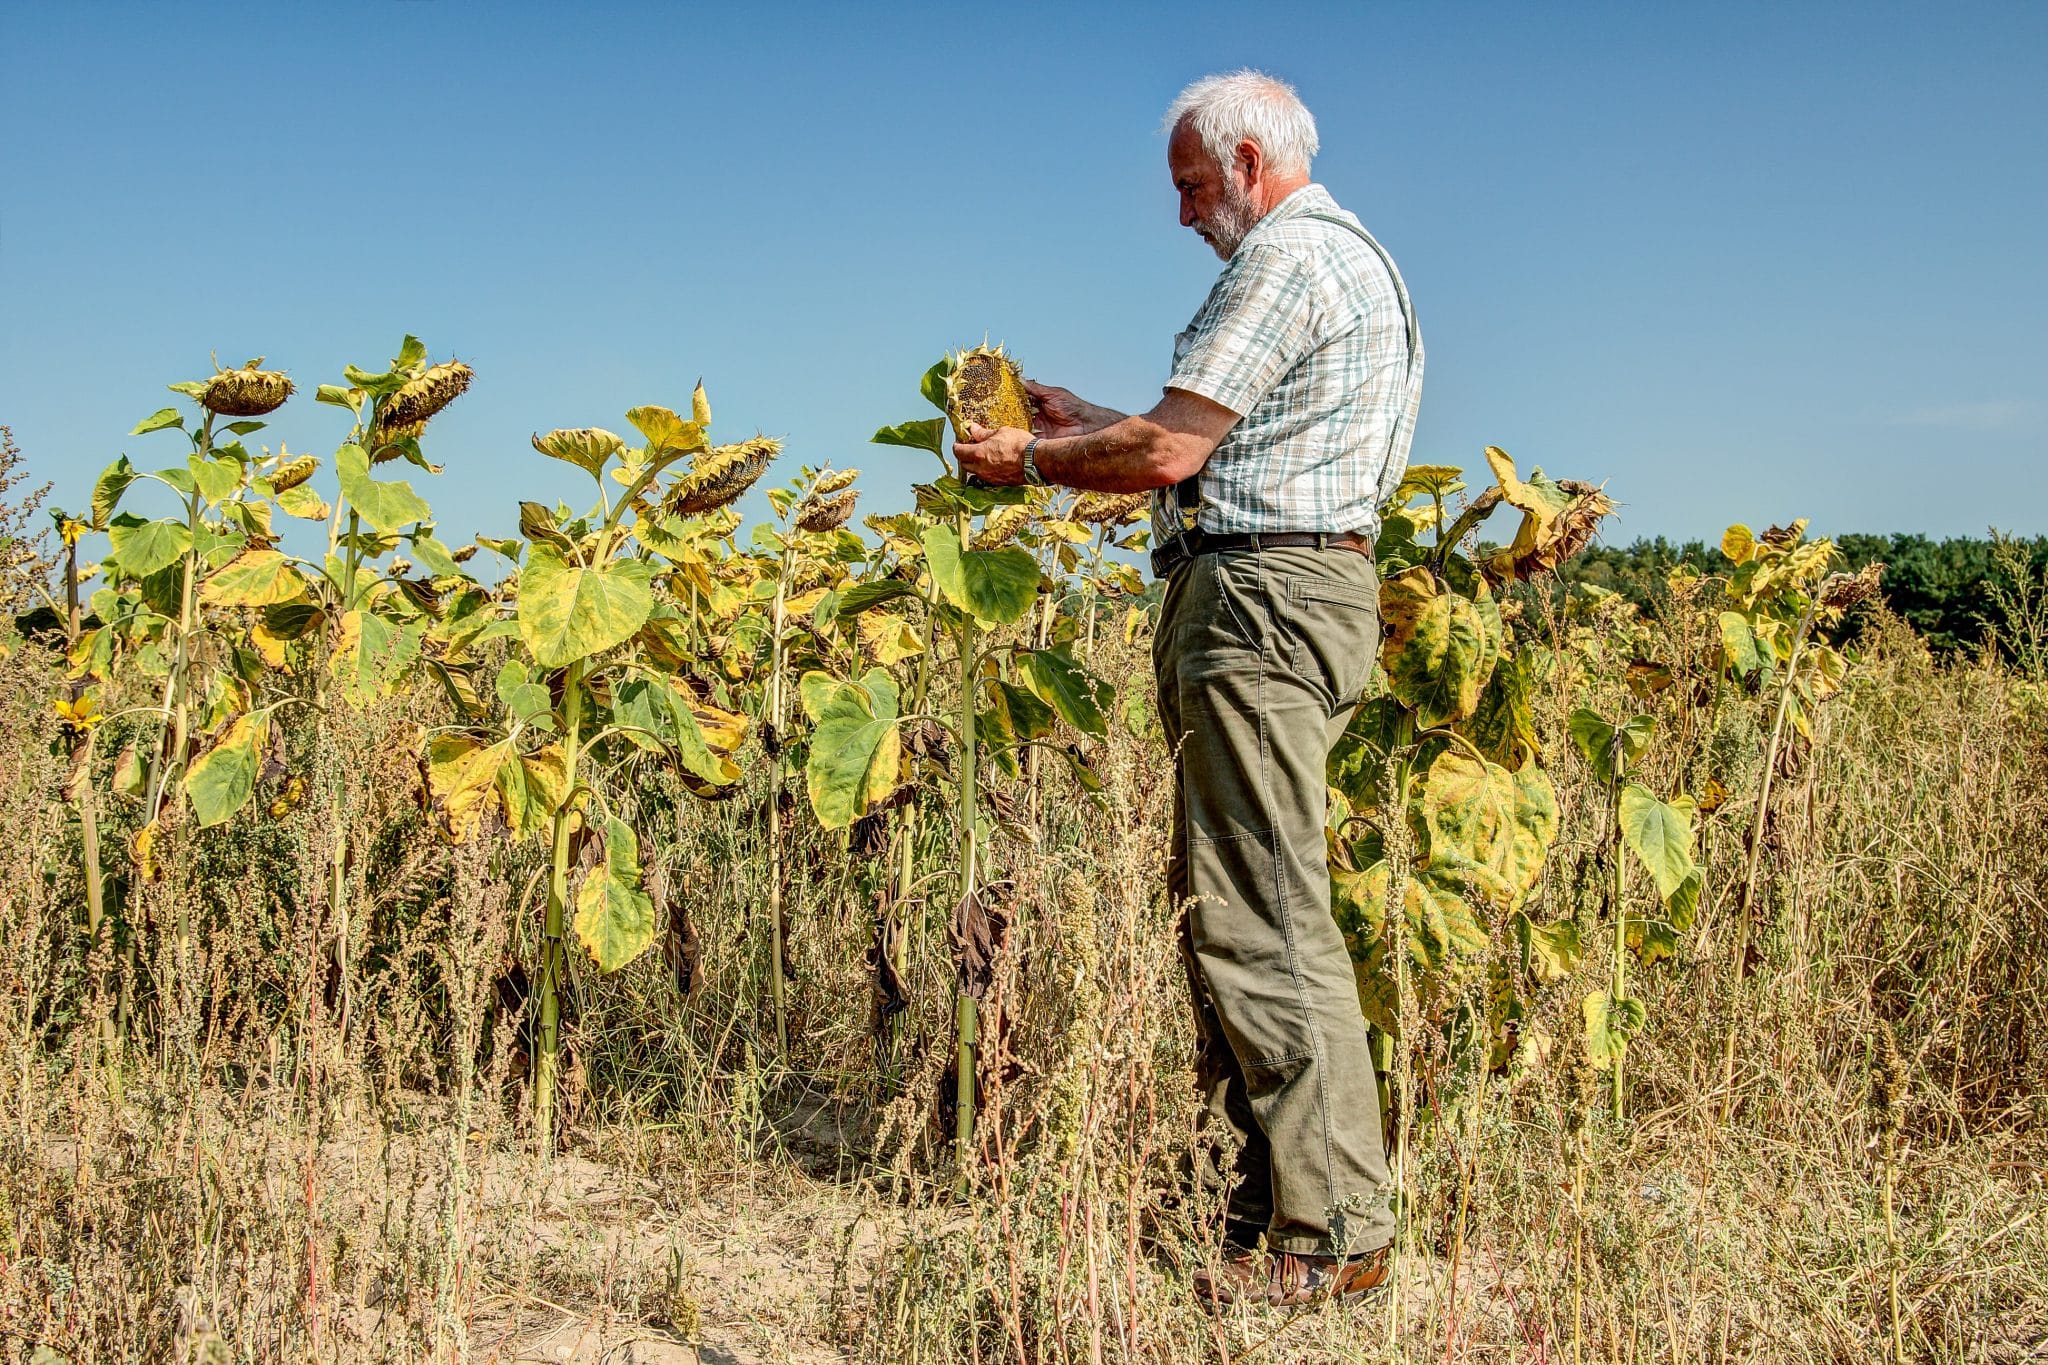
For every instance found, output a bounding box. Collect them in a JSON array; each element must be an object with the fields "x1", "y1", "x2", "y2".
[{"x1": 1153, "y1": 542, "x2": 1395, "y2": 1257}]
